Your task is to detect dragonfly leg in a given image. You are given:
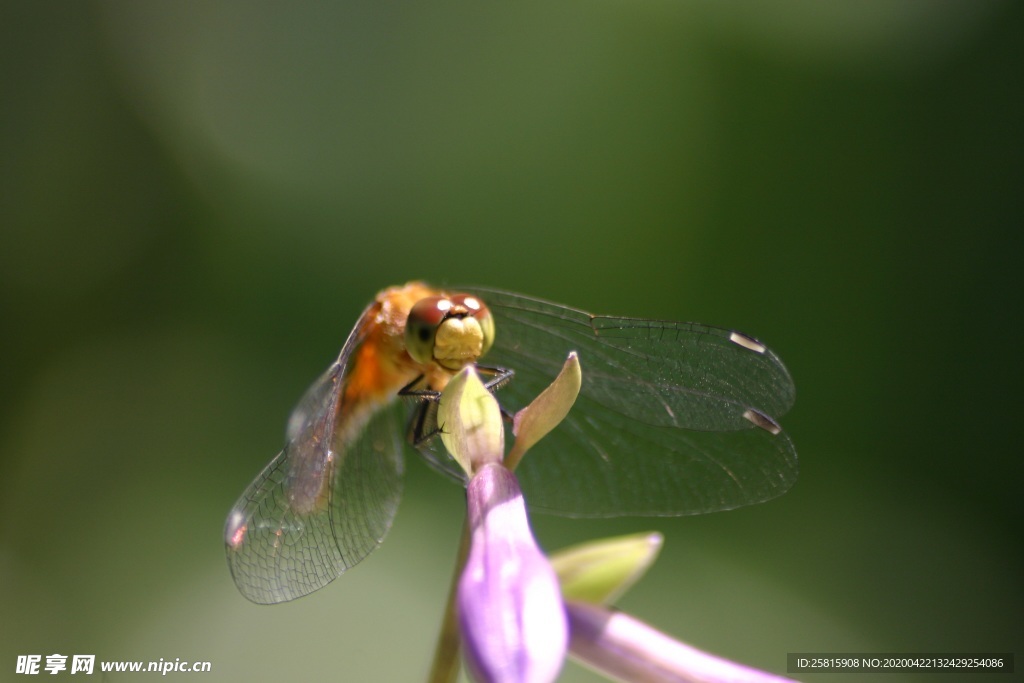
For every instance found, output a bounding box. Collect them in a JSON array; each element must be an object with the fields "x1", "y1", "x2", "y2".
[
  {"x1": 398, "y1": 374, "x2": 441, "y2": 401},
  {"x1": 402, "y1": 366, "x2": 516, "y2": 446},
  {"x1": 477, "y1": 366, "x2": 516, "y2": 421},
  {"x1": 476, "y1": 365, "x2": 515, "y2": 392},
  {"x1": 407, "y1": 398, "x2": 442, "y2": 447}
]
